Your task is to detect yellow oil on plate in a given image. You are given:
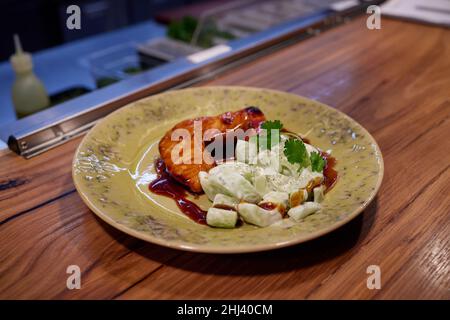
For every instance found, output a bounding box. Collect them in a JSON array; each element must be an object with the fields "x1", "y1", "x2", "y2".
[{"x1": 72, "y1": 86, "x2": 383, "y2": 253}]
